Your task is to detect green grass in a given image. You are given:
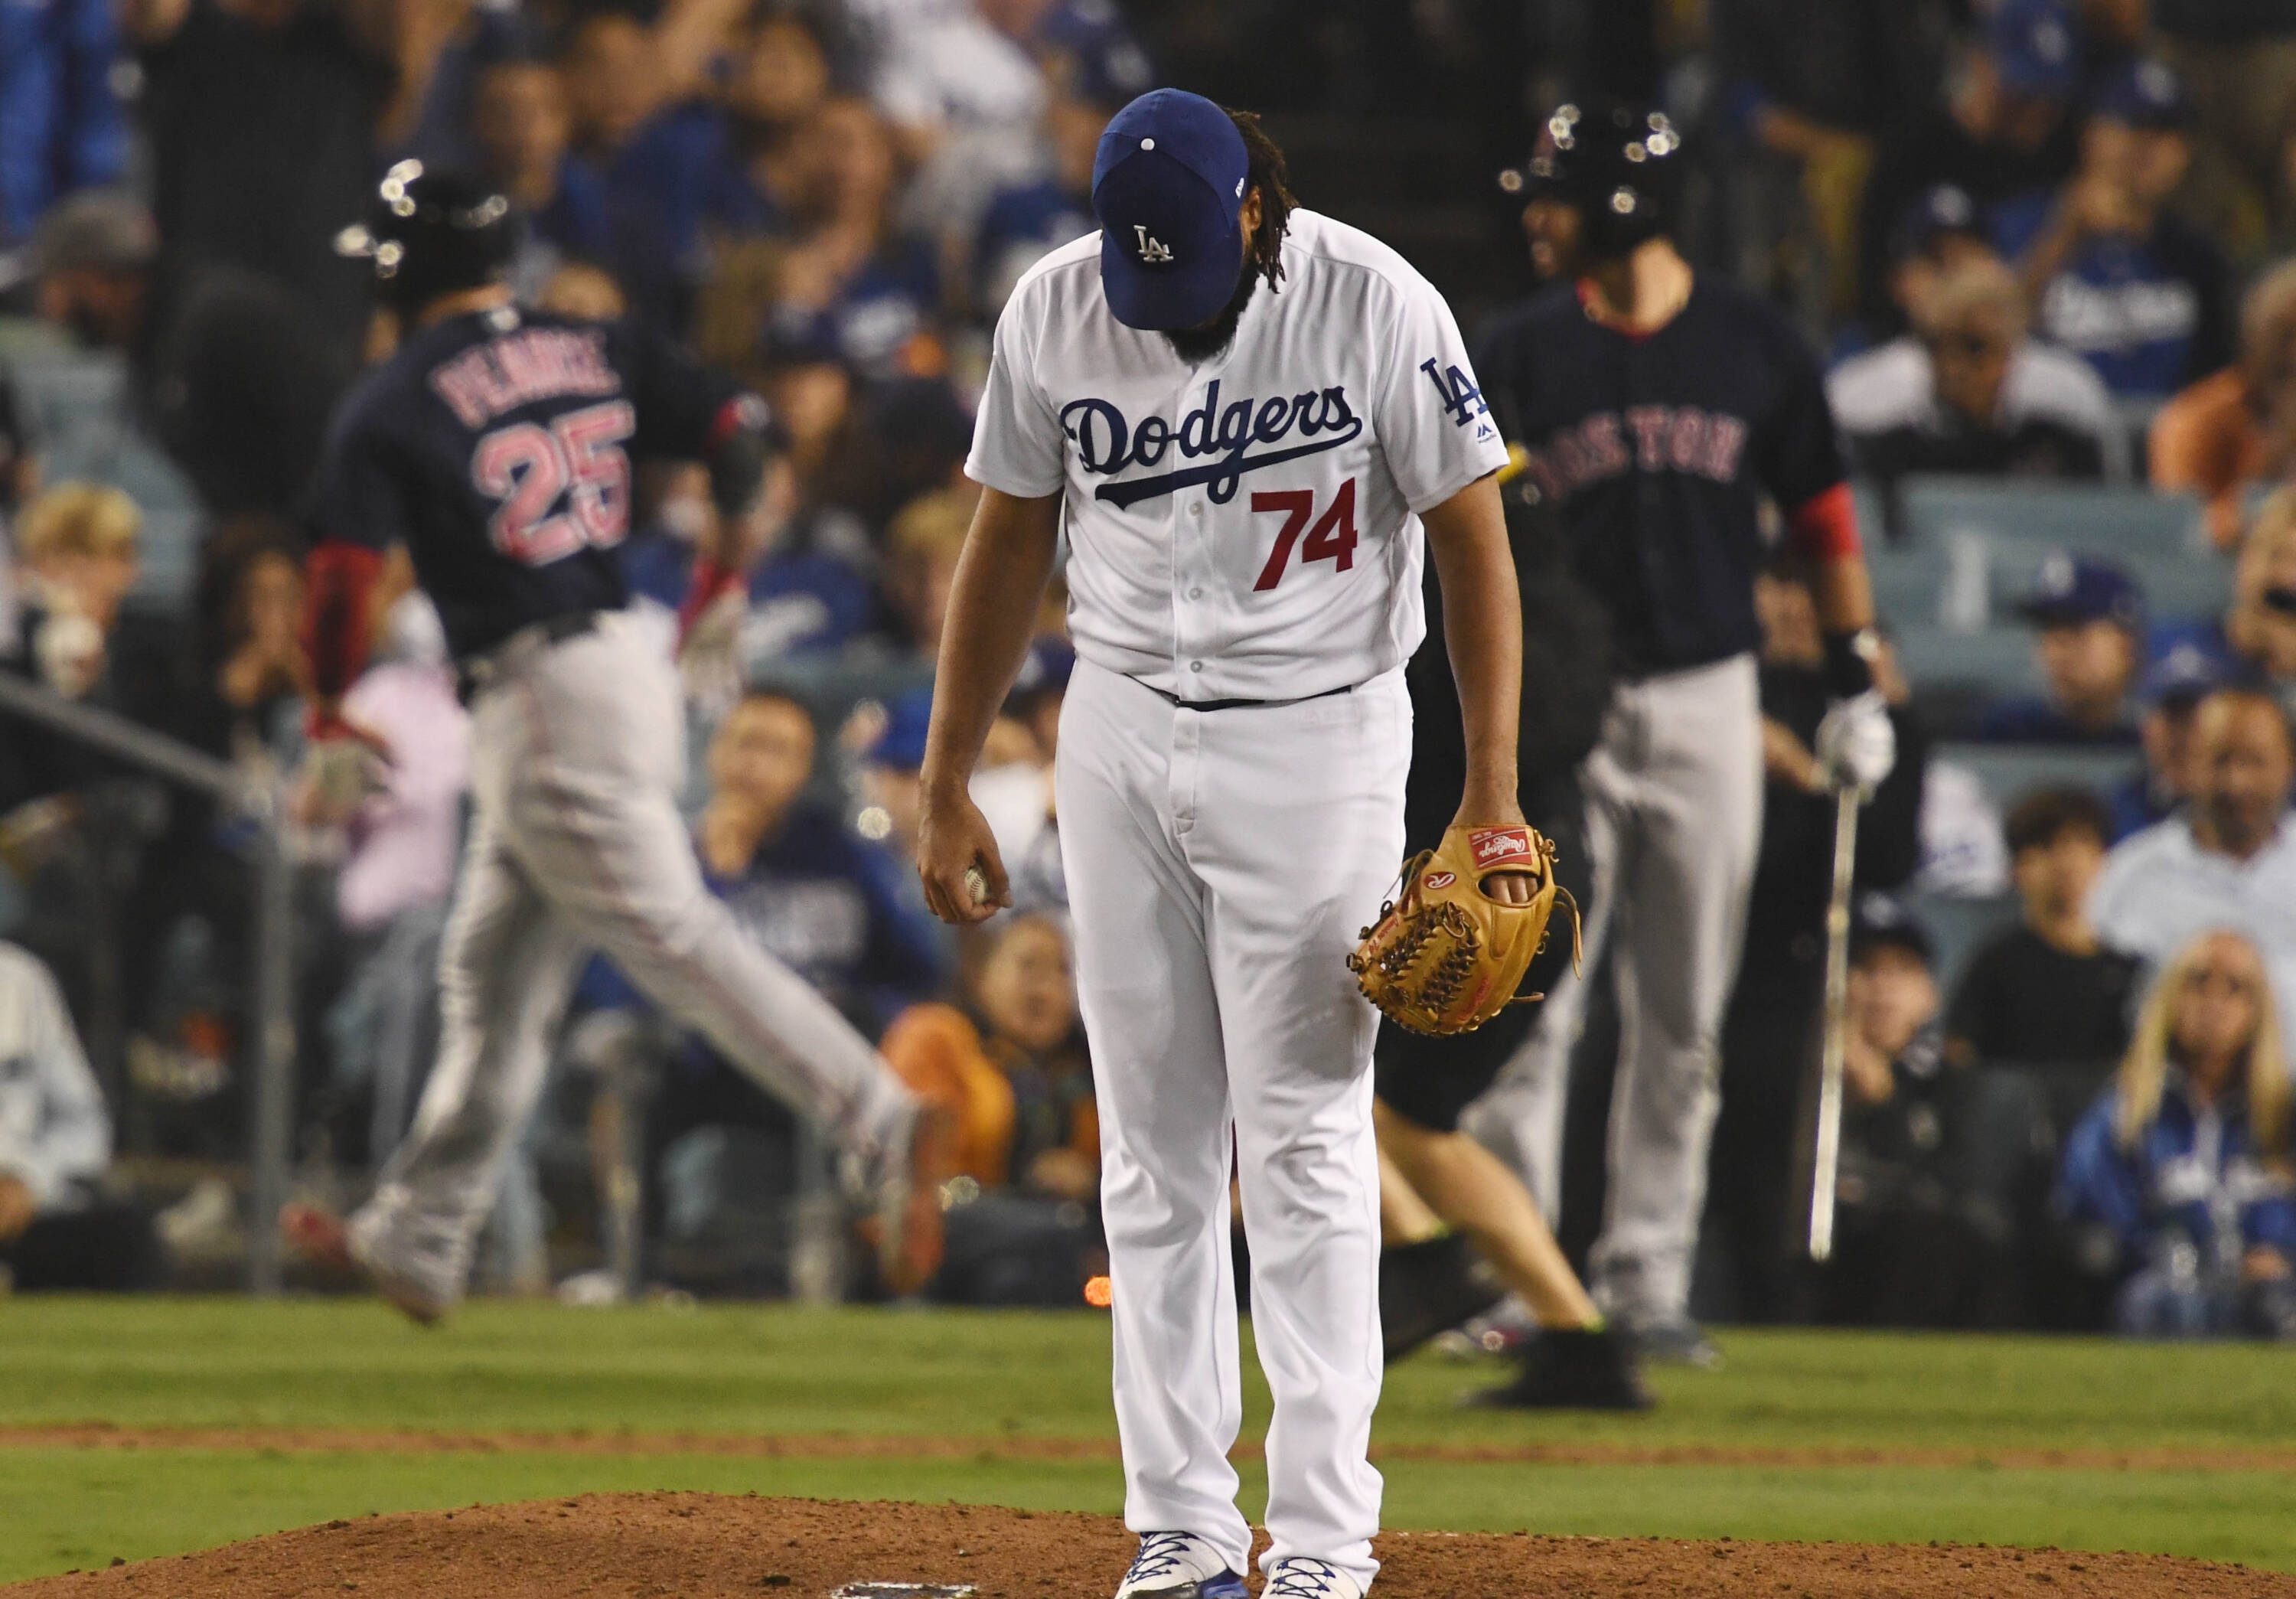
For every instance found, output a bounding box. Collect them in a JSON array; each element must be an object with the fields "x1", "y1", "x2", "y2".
[{"x1": 1, "y1": 1298, "x2": 2293, "y2": 1583}]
